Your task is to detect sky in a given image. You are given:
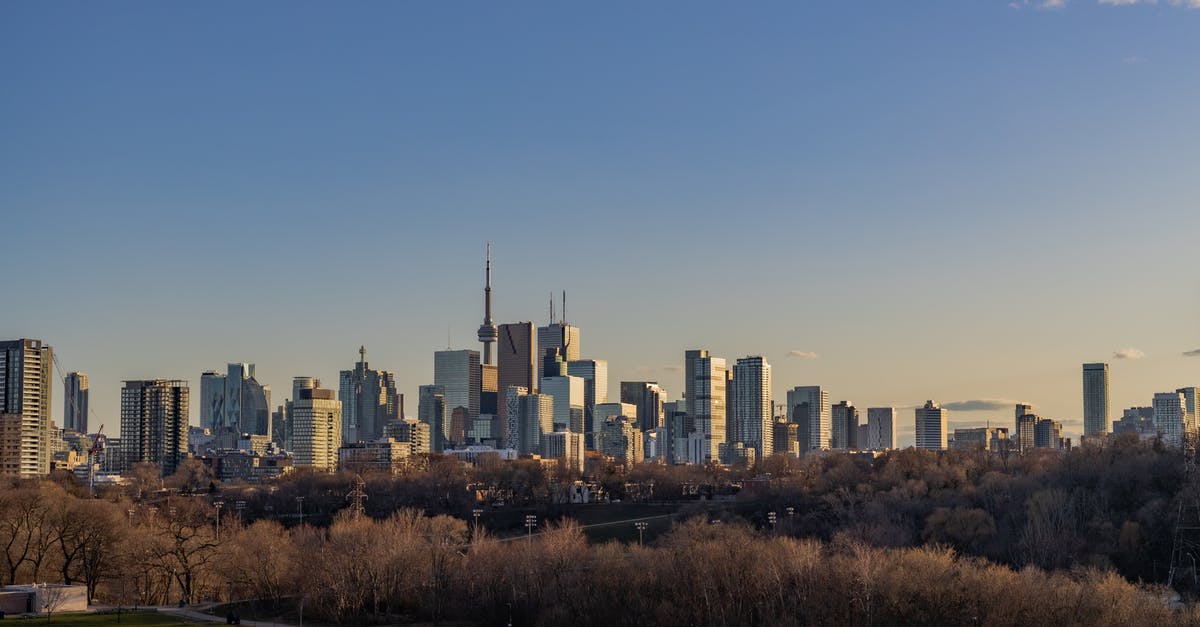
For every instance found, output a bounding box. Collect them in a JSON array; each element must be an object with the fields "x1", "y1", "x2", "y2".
[{"x1": 2, "y1": 1, "x2": 1199, "y2": 446}]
